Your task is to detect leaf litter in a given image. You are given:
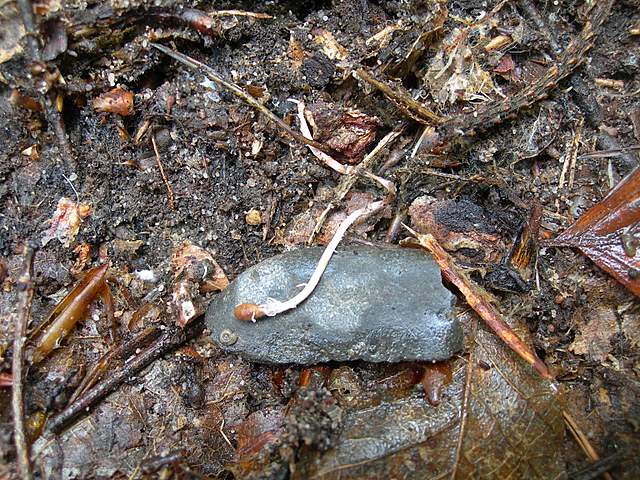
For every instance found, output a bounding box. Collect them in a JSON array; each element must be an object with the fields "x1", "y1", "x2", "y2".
[{"x1": 1, "y1": 0, "x2": 638, "y2": 478}]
